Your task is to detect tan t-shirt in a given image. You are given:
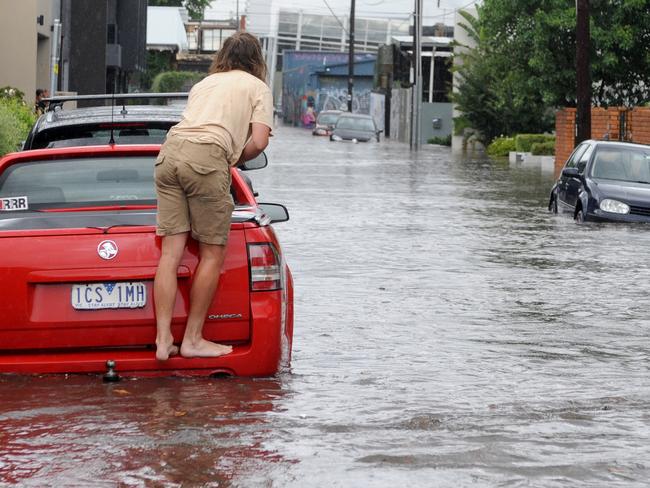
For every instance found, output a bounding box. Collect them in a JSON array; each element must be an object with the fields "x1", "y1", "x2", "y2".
[{"x1": 168, "y1": 70, "x2": 273, "y2": 165}]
